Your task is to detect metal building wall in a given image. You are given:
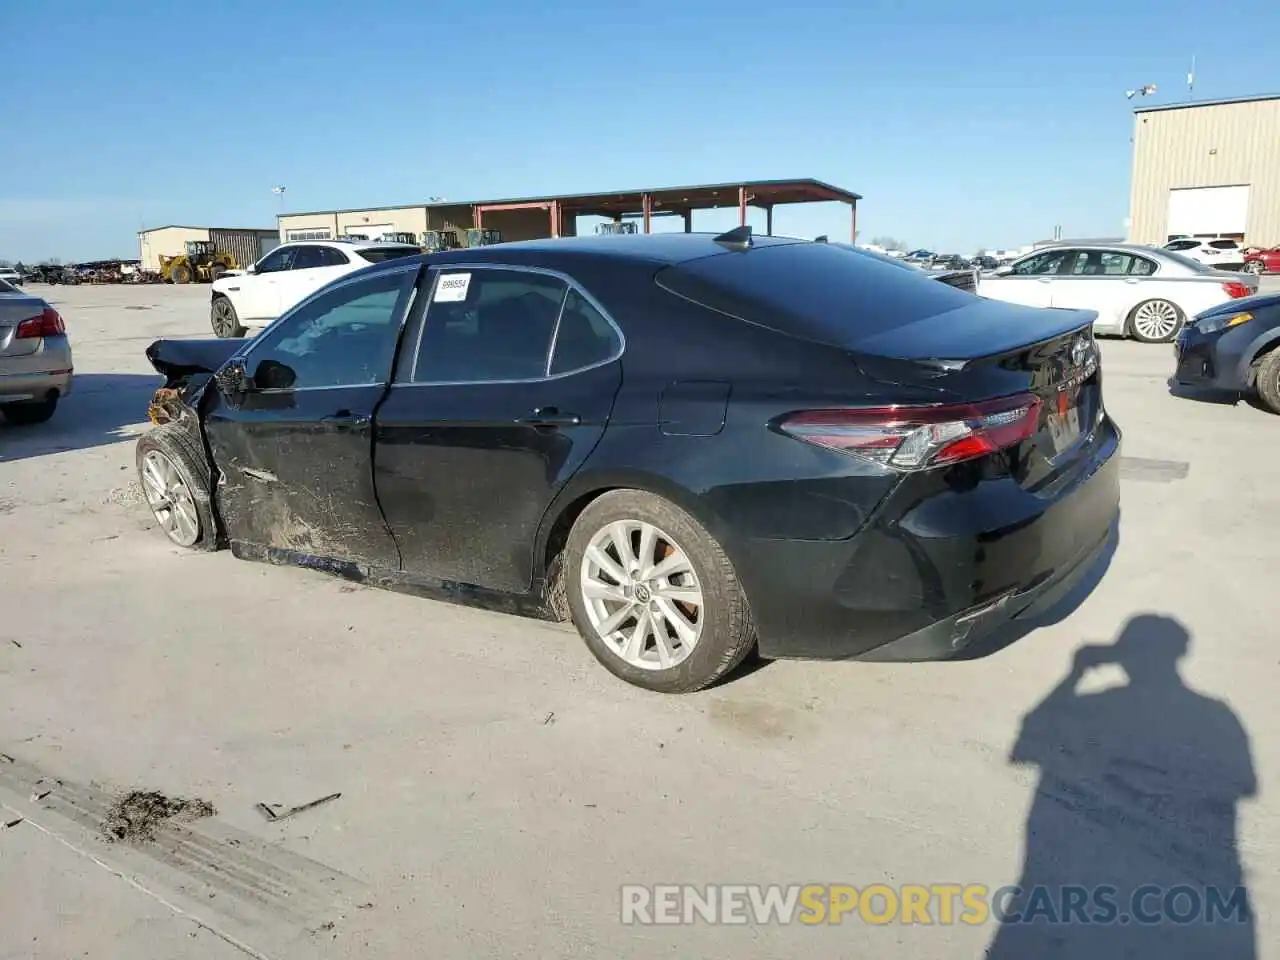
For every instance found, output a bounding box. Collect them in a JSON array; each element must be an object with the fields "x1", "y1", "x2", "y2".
[
  {"x1": 1129, "y1": 97, "x2": 1280, "y2": 246},
  {"x1": 137, "y1": 227, "x2": 210, "y2": 271},
  {"x1": 209, "y1": 229, "x2": 269, "y2": 271}
]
